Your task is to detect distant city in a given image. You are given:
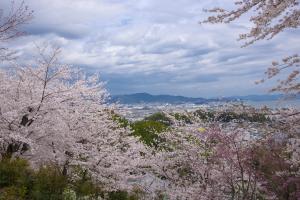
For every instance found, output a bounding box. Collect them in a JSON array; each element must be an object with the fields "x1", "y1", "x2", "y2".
[{"x1": 111, "y1": 93, "x2": 300, "y2": 120}]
